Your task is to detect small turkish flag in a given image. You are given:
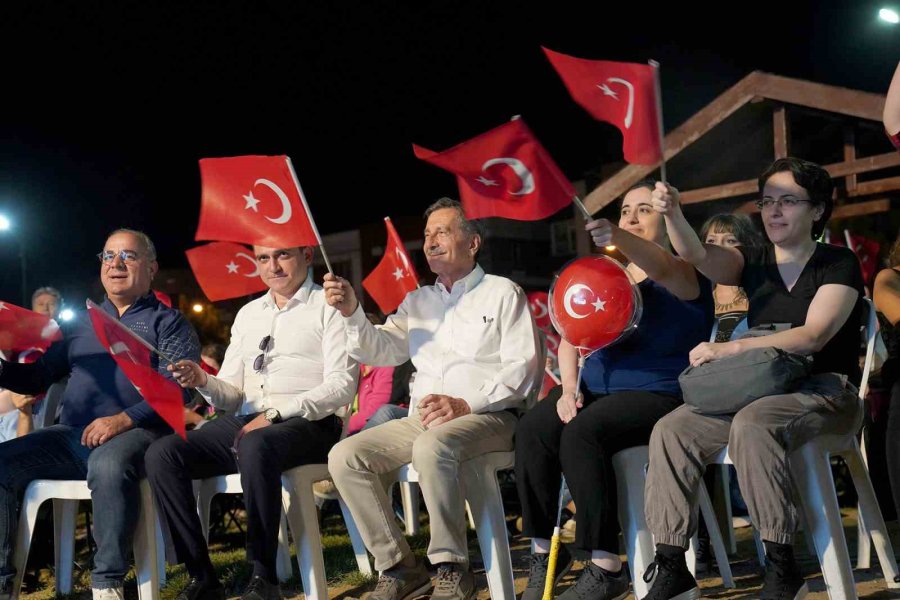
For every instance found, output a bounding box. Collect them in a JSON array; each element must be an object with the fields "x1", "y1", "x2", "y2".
[
  {"x1": 543, "y1": 47, "x2": 662, "y2": 165},
  {"x1": 526, "y1": 291, "x2": 552, "y2": 332},
  {"x1": 363, "y1": 217, "x2": 420, "y2": 314},
  {"x1": 87, "y1": 300, "x2": 187, "y2": 438},
  {"x1": 0, "y1": 301, "x2": 61, "y2": 352},
  {"x1": 186, "y1": 242, "x2": 269, "y2": 302},
  {"x1": 844, "y1": 231, "x2": 881, "y2": 285},
  {"x1": 195, "y1": 155, "x2": 320, "y2": 248},
  {"x1": 413, "y1": 118, "x2": 574, "y2": 221}
]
